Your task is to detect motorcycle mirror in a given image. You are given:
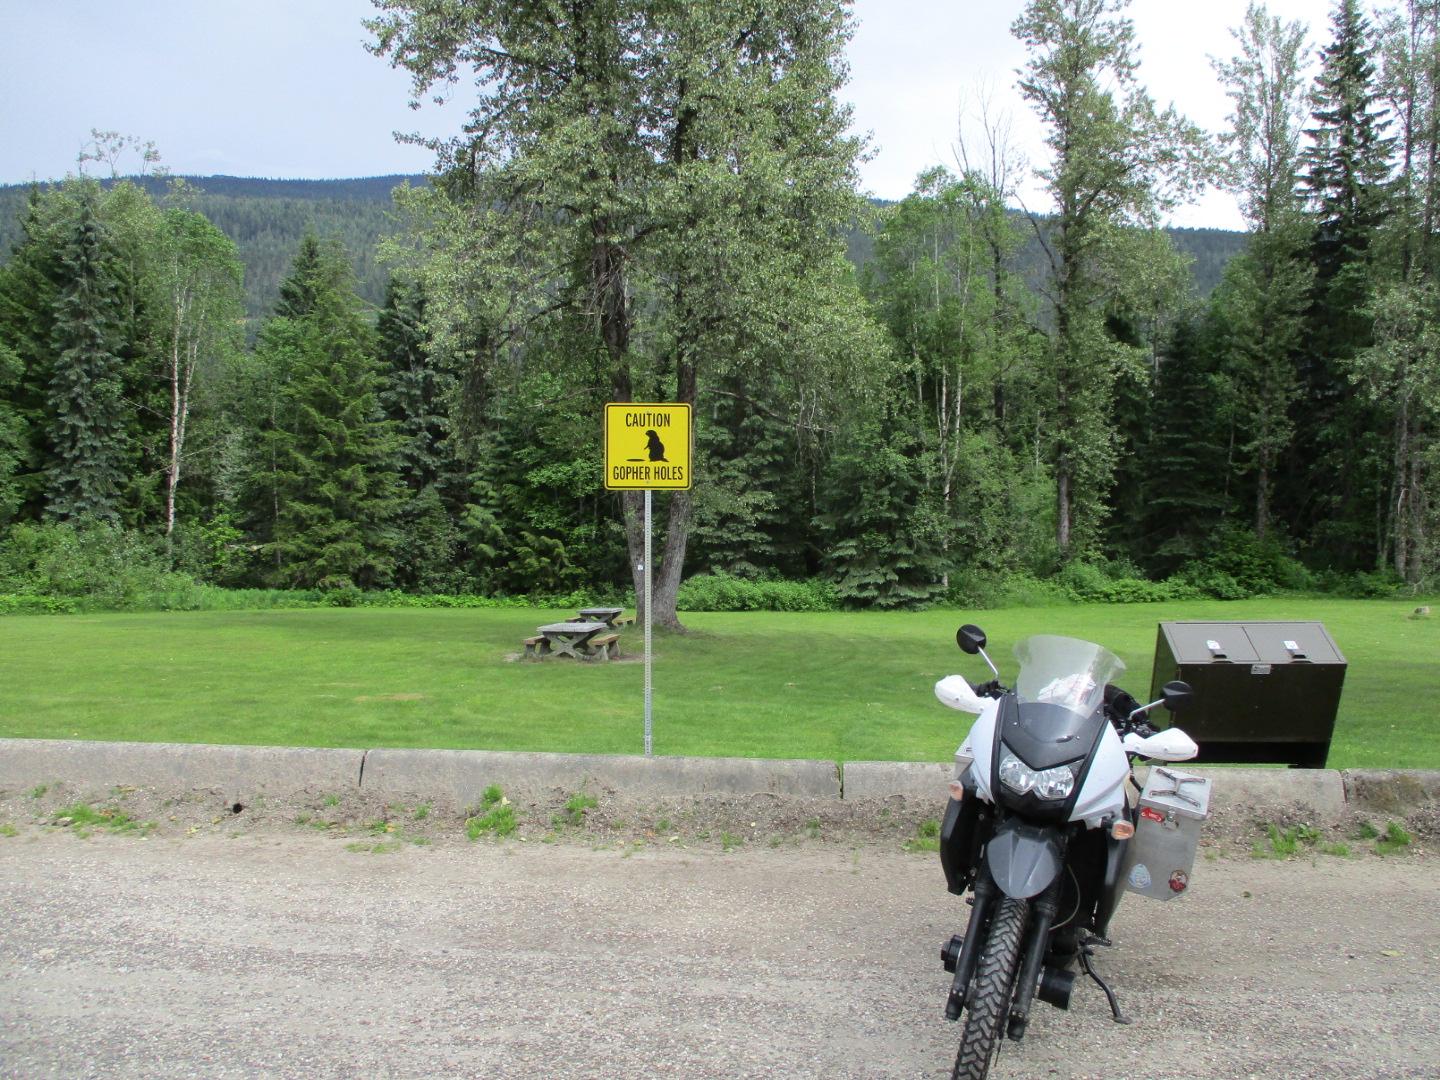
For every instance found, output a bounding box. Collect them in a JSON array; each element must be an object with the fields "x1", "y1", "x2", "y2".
[
  {"x1": 1161, "y1": 680, "x2": 1194, "y2": 712},
  {"x1": 956, "y1": 624, "x2": 987, "y2": 654}
]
